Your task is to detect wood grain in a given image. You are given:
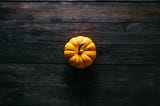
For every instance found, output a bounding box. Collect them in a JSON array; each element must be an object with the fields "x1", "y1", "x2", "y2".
[
  {"x1": 1, "y1": 22, "x2": 160, "y2": 64},
  {"x1": 1, "y1": 22, "x2": 160, "y2": 44},
  {"x1": 0, "y1": 43, "x2": 160, "y2": 64},
  {"x1": 0, "y1": 64, "x2": 160, "y2": 105},
  {"x1": 0, "y1": 1, "x2": 160, "y2": 106},
  {"x1": 1, "y1": 2, "x2": 160, "y2": 22}
]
